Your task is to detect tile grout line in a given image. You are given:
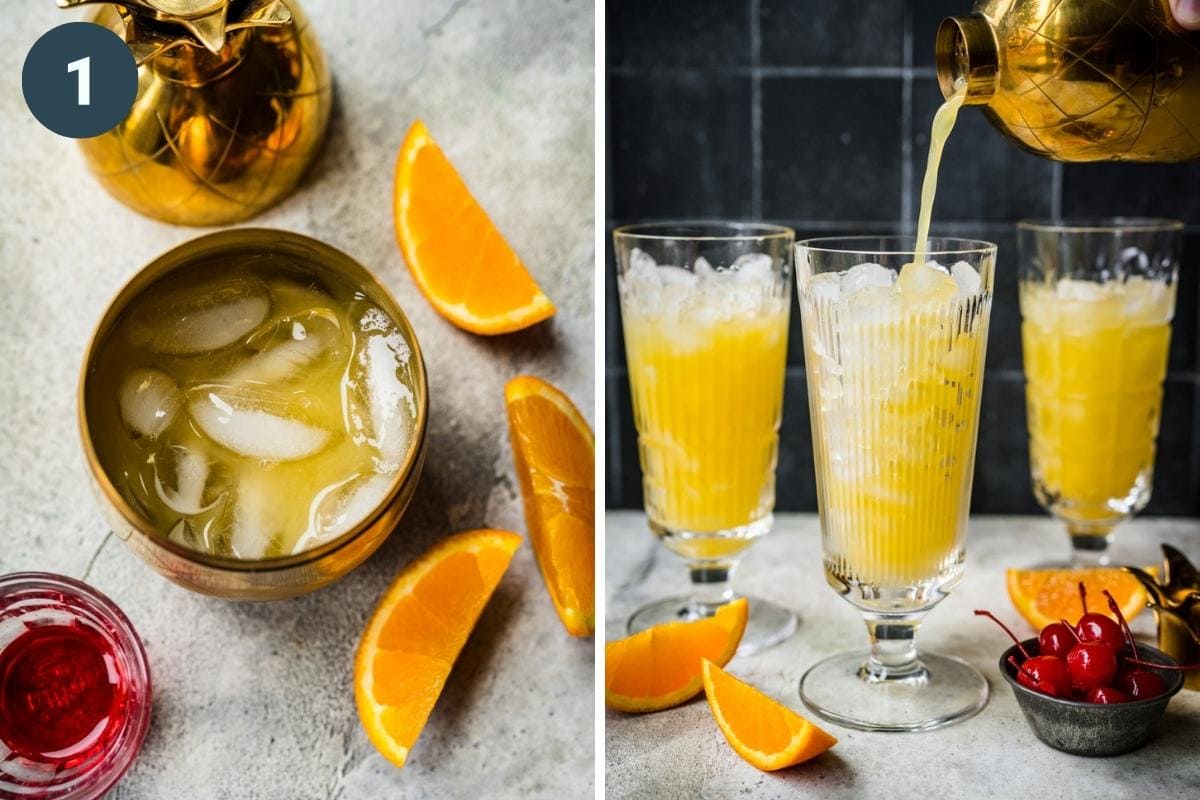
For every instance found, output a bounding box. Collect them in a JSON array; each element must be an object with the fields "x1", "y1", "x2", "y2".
[
  {"x1": 750, "y1": 0, "x2": 763, "y2": 219},
  {"x1": 900, "y1": 6, "x2": 914, "y2": 233},
  {"x1": 609, "y1": 64, "x2": 930, "y2": 79},
  {"x1": 1051, "y1": 161, "x2": 1063, "y2": 218}
]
